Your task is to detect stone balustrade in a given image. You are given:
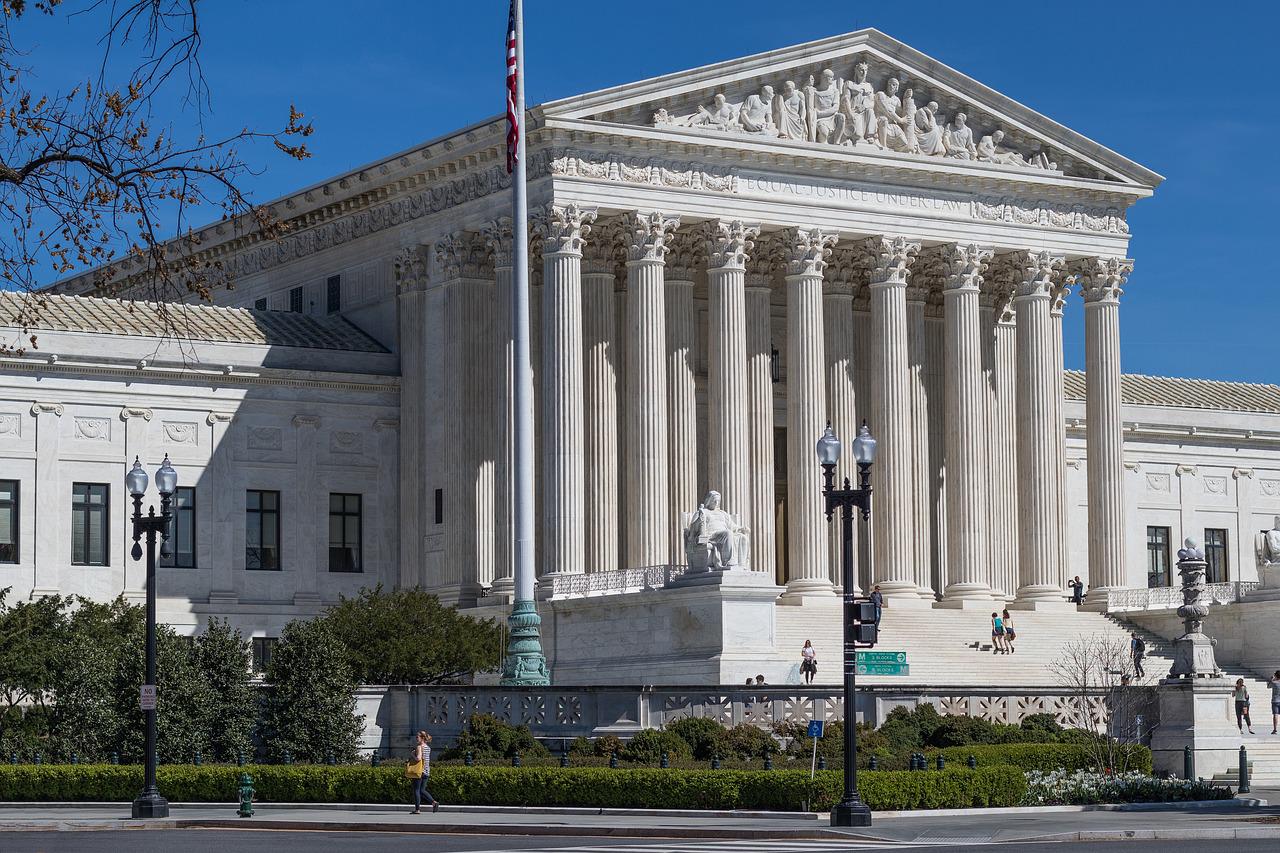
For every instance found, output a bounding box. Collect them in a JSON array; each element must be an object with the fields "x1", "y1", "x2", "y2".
[{"x1": 1105, "y1": 582, "x2": 1260, "y2": 613}]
